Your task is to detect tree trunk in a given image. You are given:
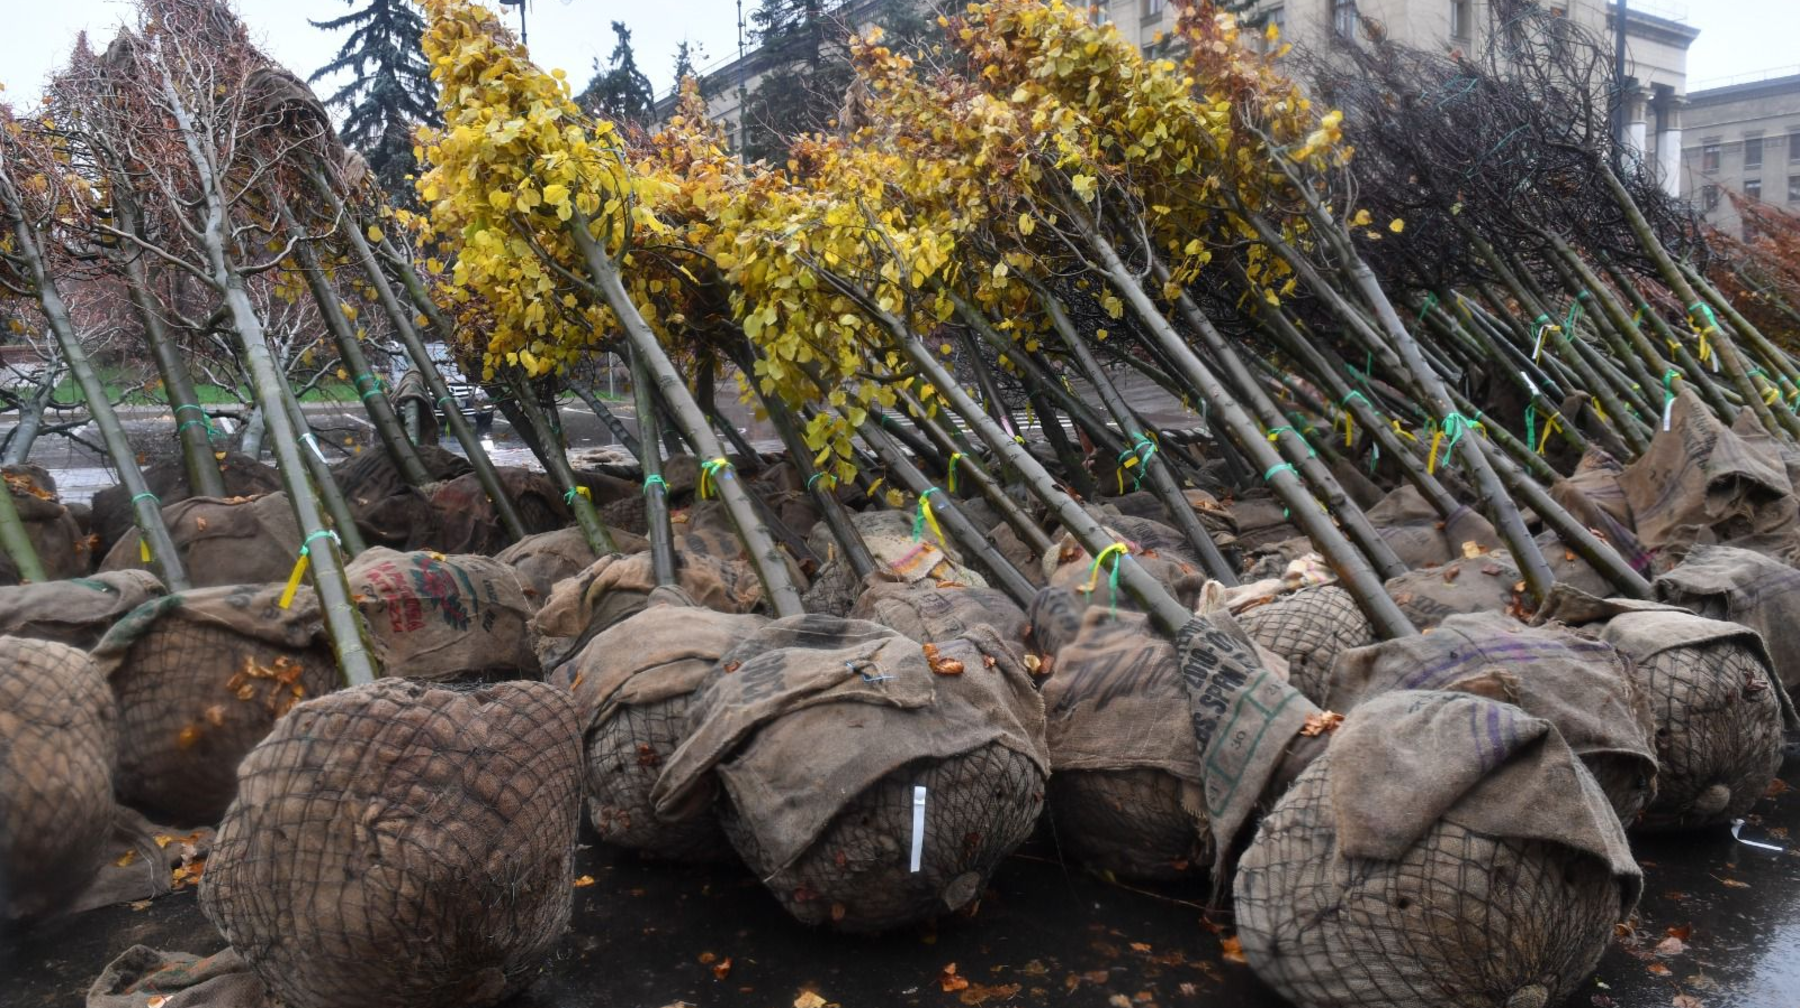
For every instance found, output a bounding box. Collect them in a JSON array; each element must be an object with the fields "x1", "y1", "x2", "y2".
[
  {"x1": 271, "y1": 190, "x2": 430, "y2": 487},
  {"x1": 115, "y1": 191, "x2": 227, "y2": 498},
  {"x1": 570, "y1": 208, "x2": 804, "y2": 616},
  {"x1": 630, "y1": 348, "x2": 678, "y2": 586},
  {"x1": 163, "y1": 77, "x2": 374, "y2": 684}
]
